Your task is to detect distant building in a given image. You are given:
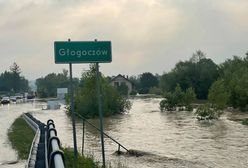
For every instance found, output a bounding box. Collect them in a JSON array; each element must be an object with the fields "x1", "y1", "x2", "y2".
[
  {"x1": 57, "y1": 88, "x2": 68, "y2": 99},
  {"x1": 110, "y1": 74, "x2": 135, "y2": 95}
]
